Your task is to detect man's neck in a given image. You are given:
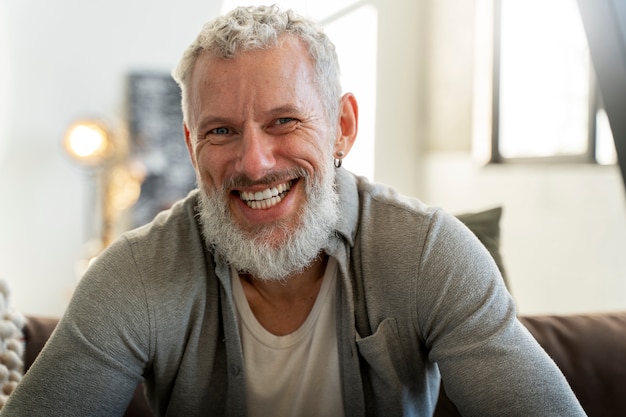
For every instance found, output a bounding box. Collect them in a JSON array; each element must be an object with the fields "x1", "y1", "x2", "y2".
[{"x1": 238, "y1": 253, "x2": 329, "y2": 336}]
